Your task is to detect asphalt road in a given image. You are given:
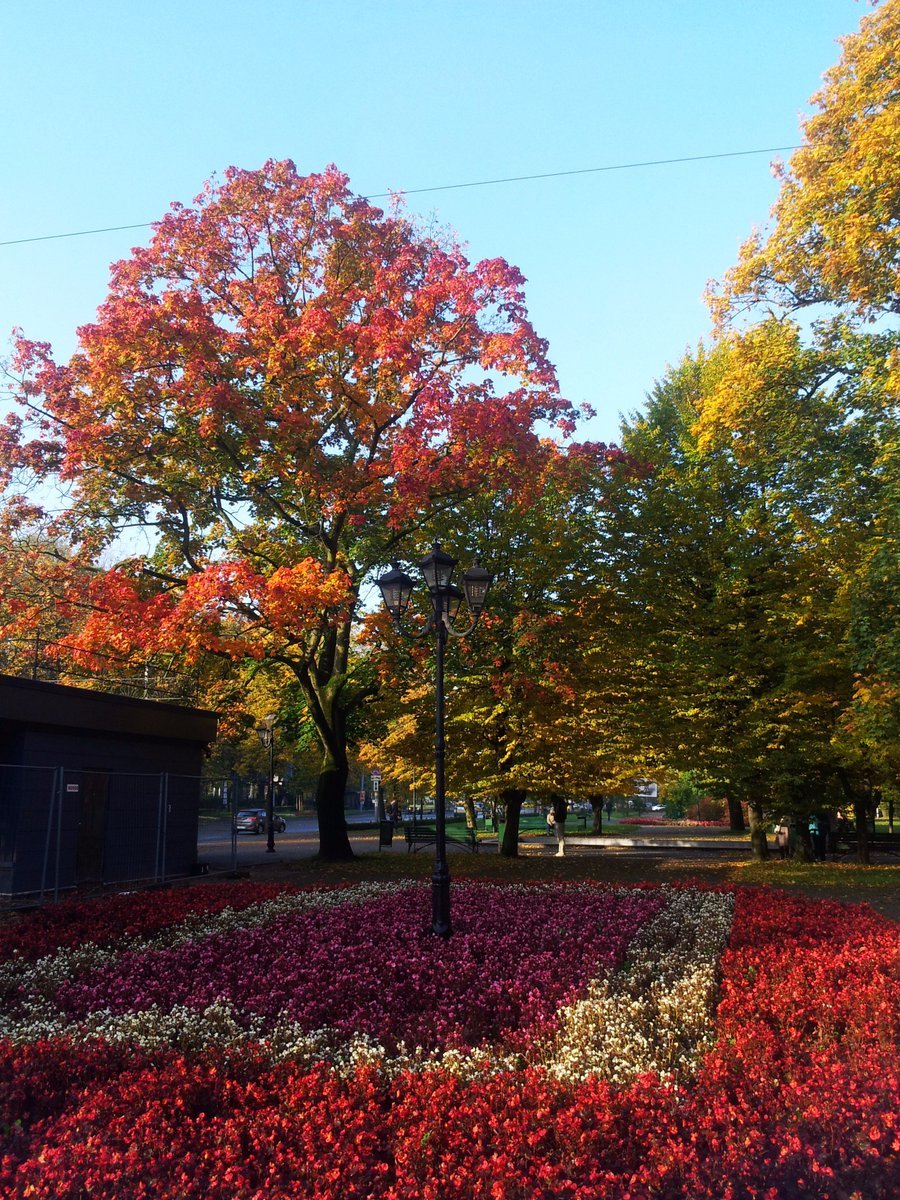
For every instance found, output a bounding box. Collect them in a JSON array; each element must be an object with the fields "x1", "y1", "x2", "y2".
[{"x1": 198, "y1": 813, "x2": 380, "y2": 870}]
